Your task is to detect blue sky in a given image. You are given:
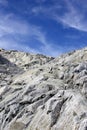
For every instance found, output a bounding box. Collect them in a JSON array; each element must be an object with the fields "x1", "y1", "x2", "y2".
[{"x1": 0, "y1": 0, "x2": 87, "y2": 56}]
